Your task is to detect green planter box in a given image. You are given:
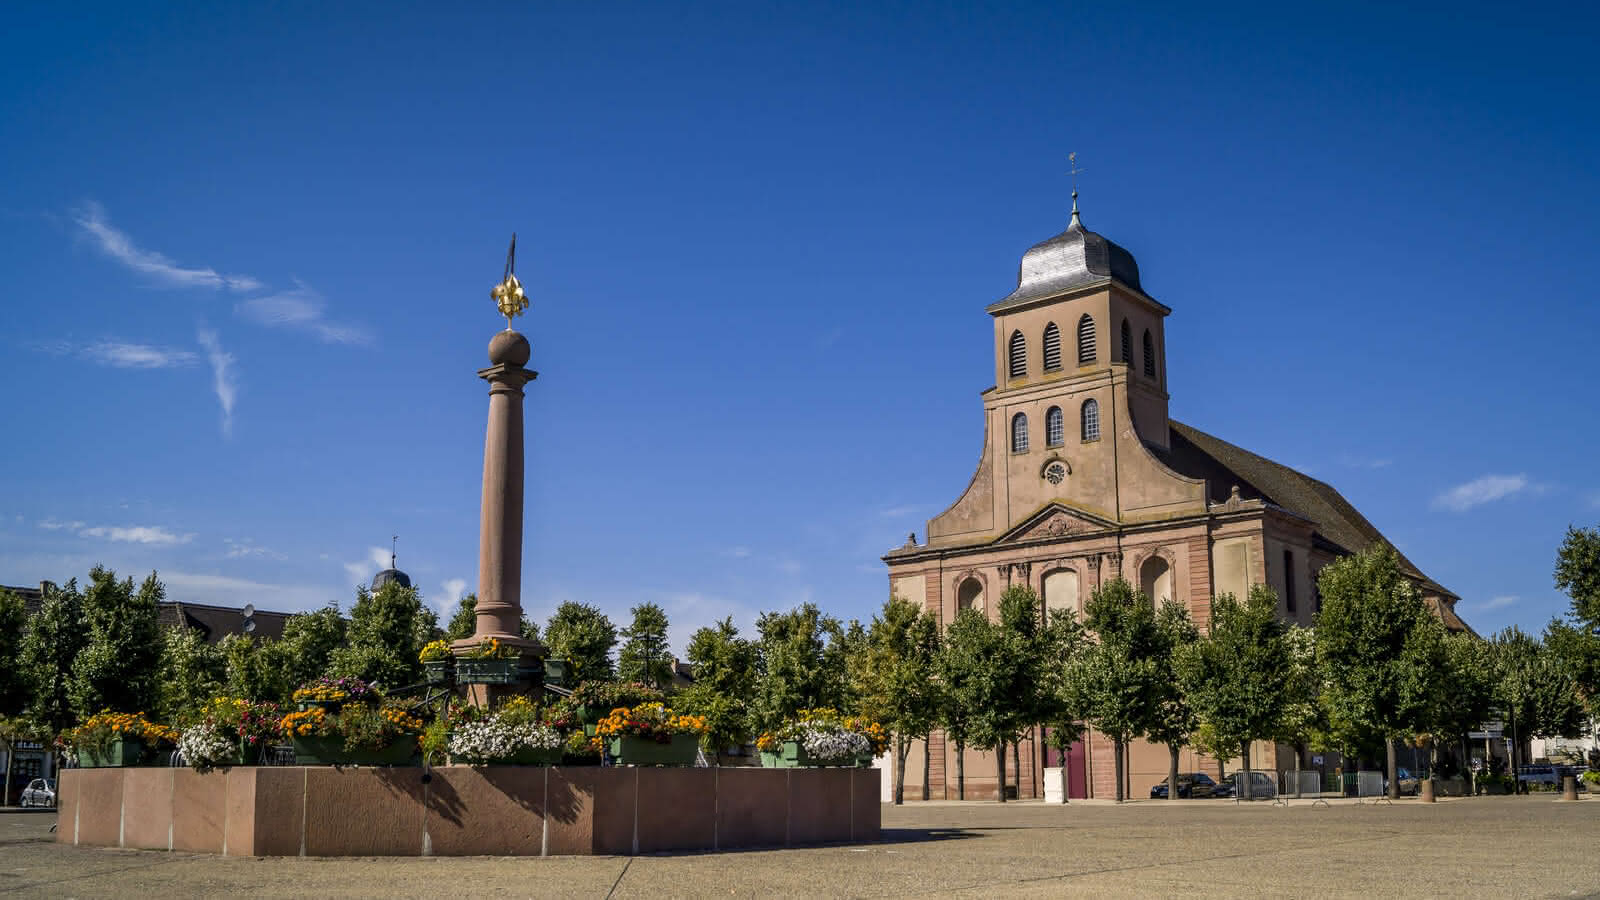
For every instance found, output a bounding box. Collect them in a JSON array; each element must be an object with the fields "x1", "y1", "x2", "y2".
[
  {"x1": 78, "y1": 736, "x2": 146, "y2": 768},
  {"x1": 575, "y1": 705, "x2": 604, "y2": 726},
  {"x1": 760, "y1": 750, "x2": 784, "y2": 768},
  {"x1": 456, "y1": 658, "x2": 520, "y2": 685},
  {"x1": 293, "y1": 734, "x2": 419, "y2": 766},
  {"x1": 423, "y1": 660, "x2": 453, "y2": 685},
  {"x1": 780, "y1": 739, "x2": 855, "y2": 768},
  {"x1": 608, "y1": 734, "x2": 699, "y2": 767}
]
